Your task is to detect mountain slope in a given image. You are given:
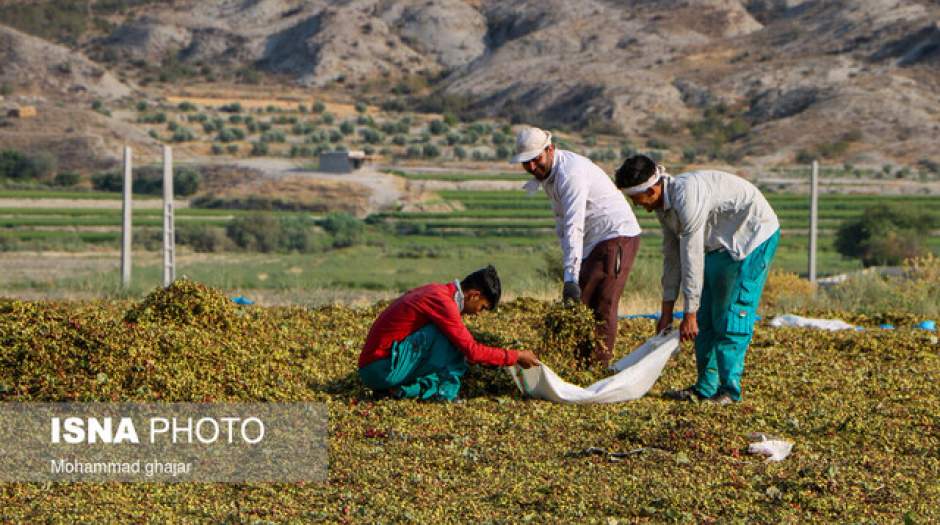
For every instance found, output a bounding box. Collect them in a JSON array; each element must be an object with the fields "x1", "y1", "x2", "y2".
[{"x1": 1, "y1": 0, "x2": 937, "y2": 165}]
